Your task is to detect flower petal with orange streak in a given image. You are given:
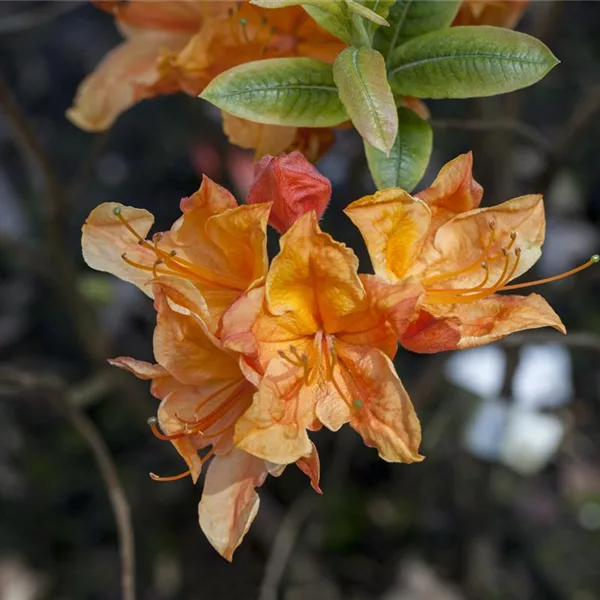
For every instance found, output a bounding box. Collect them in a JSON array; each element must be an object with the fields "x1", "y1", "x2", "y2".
[
  {"x1": 233, "y1": 359, "x2": 315, "y2": 465},
  {"x1": 416, "y1": 152, "x2": 483, "y2": 215},
  {"x1": 296, "y1": 442, "x2": 322, "y2": 494},
  {"x1": 266, "y1": 212, "x2": 367, "y2": 333},
  {"x1": 345, "y1": 189, "x2": 432, "y2": 281},
  {"x1": 336, "y1": 344, "x2": 423, "y2": 463},
  {"x1": 198, "y1": 449, "x2": 269, "y2": 561},
  {"x1": 153, "y1": 290, "x2": 241, "y2": 386},
  {"x1": 107, "y1": 356, "x2": 179, "y2": 399},
  {"x1": 403, "y1": 293, "x2": 565, "y2": 353},
  {"x1": 66, "y1": 33, "x2": 190, "y2": 132},
  {"x1": 424, "y1": 194, "x2": 545, "y2": 289},
  {"x1": 220, "y1": 286, "x2": 266, "y2": 356},
  {"x1": 82, "y1": 202, "x2": 156, "y2": 295},
  {"x1": 222, "y1": 112, "x2": 297, "y2": 159}
]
